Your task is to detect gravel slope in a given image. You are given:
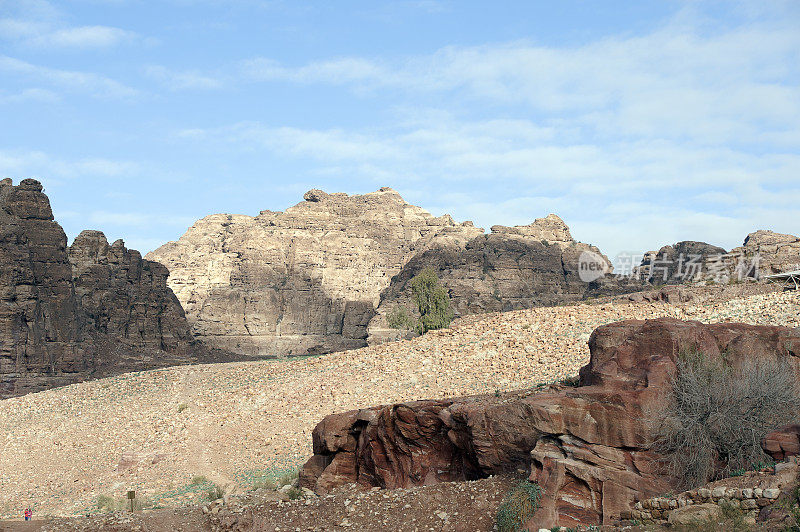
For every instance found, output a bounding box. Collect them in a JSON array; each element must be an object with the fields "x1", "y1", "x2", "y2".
[{"x1": 1, "y1": 289, "x2": 798, "y2": 518}]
